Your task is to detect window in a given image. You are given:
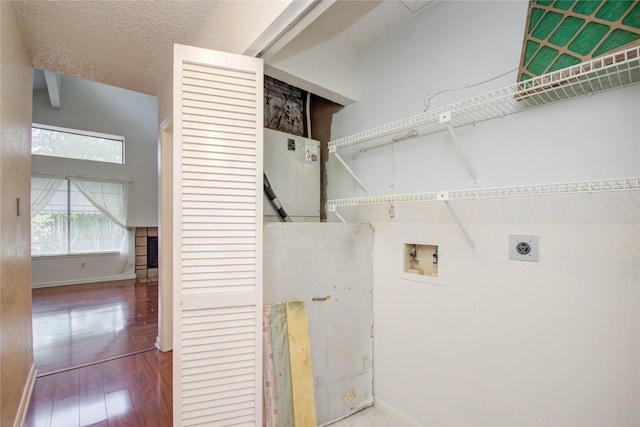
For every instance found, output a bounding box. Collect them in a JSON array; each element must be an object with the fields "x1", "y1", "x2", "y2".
[
  {"x1": 32, "y1": 124, "x2": 124, "y2": 164},
  {"x1": 31, "y1": 176, "x2": 126, "y2": 256}
]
